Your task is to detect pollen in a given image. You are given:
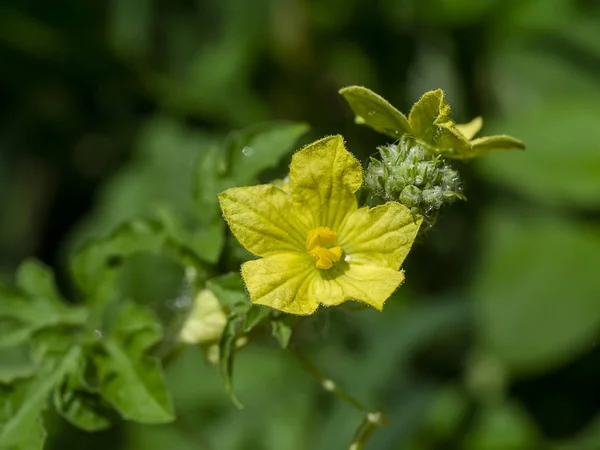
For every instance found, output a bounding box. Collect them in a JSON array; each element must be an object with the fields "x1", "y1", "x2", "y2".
[{"x1": 306, "y1": 227, "x2": 343, "y2": 269}]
